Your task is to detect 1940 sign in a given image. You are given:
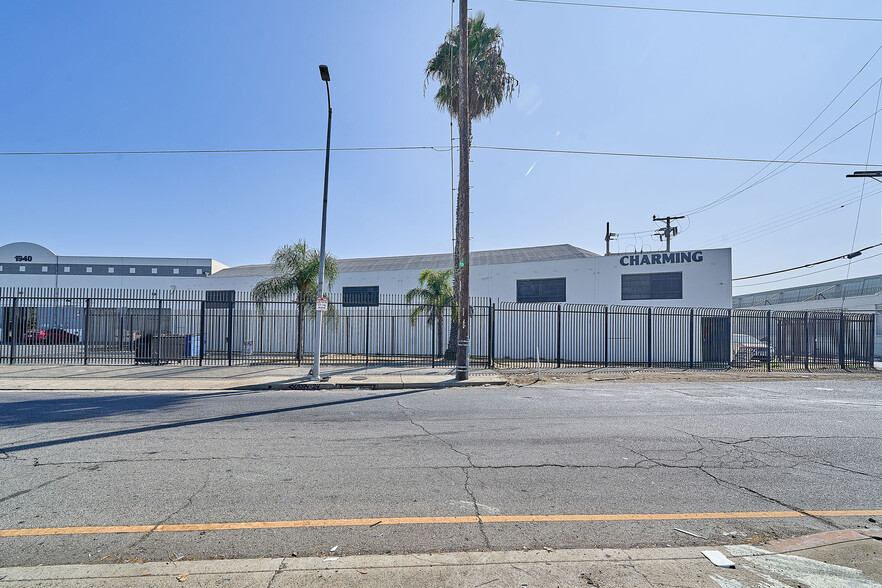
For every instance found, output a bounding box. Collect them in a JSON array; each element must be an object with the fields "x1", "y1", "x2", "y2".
[{"x1": 13, "y1": 256, "x2": 33, "y2": 262}]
